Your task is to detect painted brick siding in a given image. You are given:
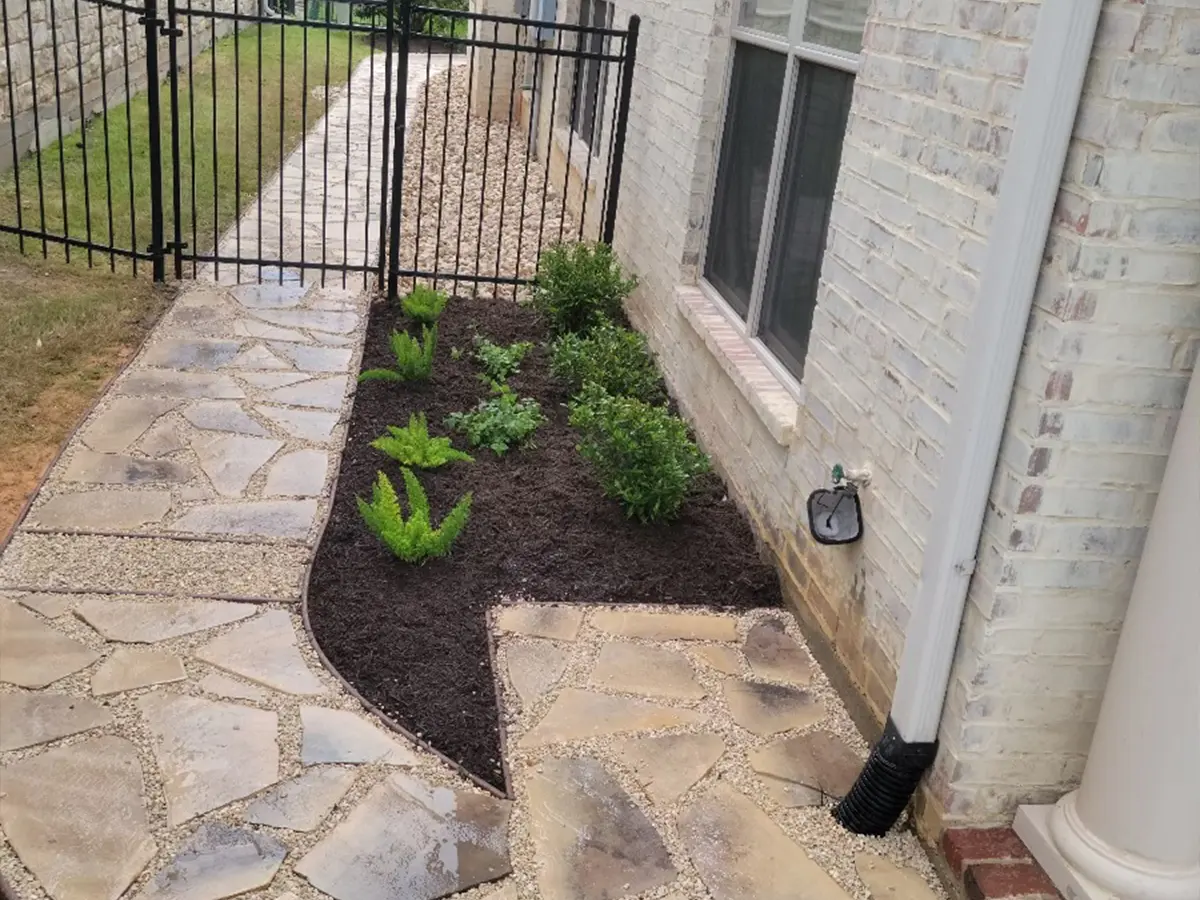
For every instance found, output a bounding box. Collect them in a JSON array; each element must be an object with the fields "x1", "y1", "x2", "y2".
[{"x1": 924, "y1": 0, "x2": 1200, "y2": 831}]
